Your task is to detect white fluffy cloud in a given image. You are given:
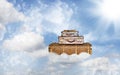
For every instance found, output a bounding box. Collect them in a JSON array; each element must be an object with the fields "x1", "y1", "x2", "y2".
[
  {"x1": 33, "y1": 54, "x2": 119, "y2": 75},
  {"x1": 79, "y1": 57, "x2": 120, "y2": 75},
  {"x1": 0, "y1": 50, "x2": 35, "y2": 75},
  {"x1": 49, "y1": 52, "x2": 90, "y2": 63},
  {"x1": 1, "y1": 0, "x2": 74, "y2": 59},
  {"x1": 2, "y1": 32, "x2": 44, "y2": 51},
  {"x1": 0, "y1": 0, "x2": 25, "y2": 41},
  {"x1": 0, "y1": 0, "x2": 25, "y2": 24},
  {"x1": 27, "y1": 47, "x2": 48, "y2": 58},
  {"x1": 1, "y1": 51, "x2": 120, "y2": 75}
]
